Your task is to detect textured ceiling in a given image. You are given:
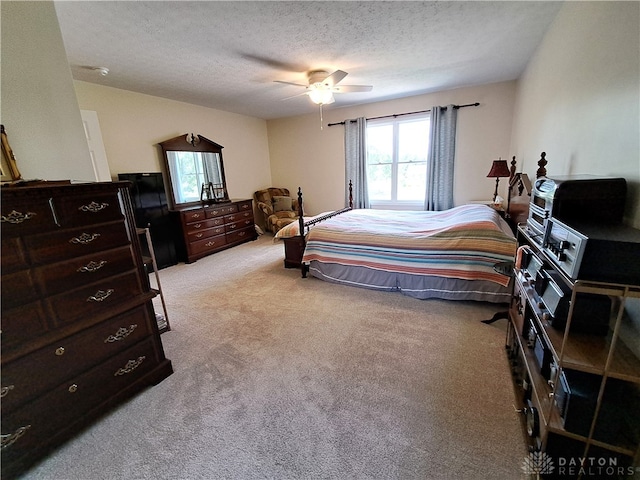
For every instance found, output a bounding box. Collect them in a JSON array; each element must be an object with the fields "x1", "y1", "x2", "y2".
[{"x1": 54, "y1": 1, "x2": 563, "y2": 120}]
